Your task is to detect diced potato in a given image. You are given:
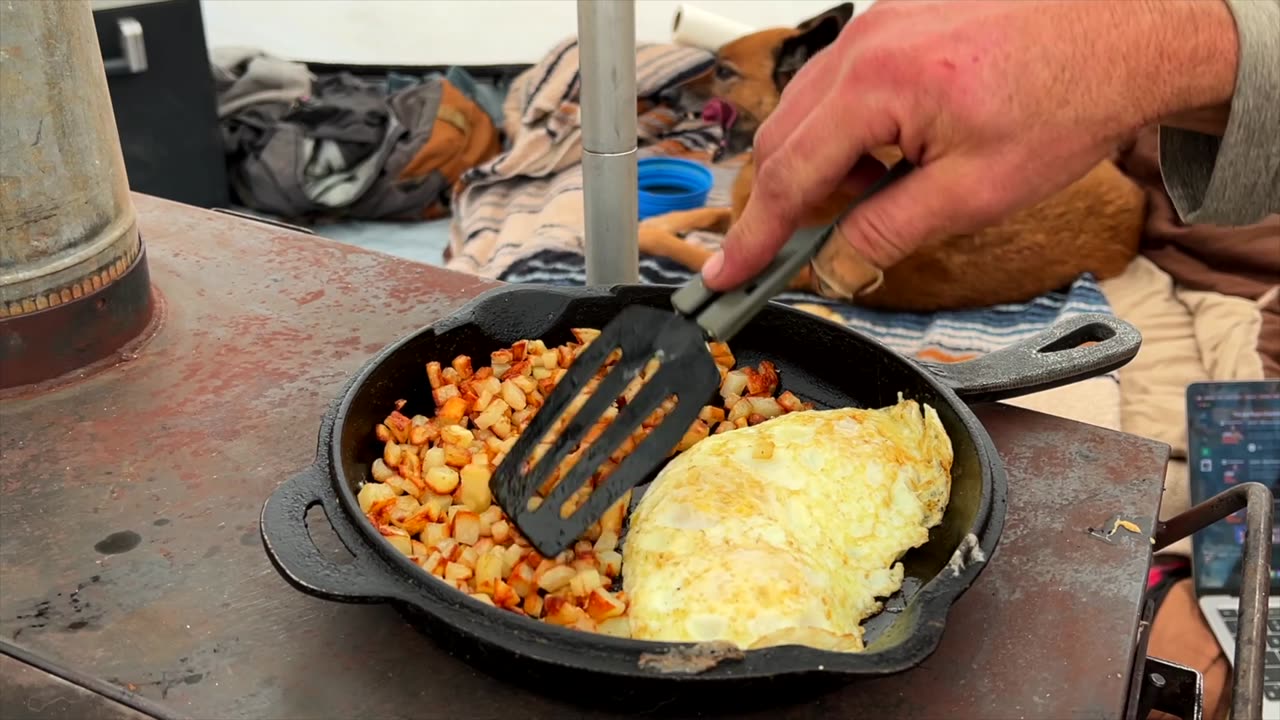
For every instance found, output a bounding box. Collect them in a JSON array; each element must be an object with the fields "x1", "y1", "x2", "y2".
[
  {"x1": 424, "y1": 466, "x2": 460, "y2": 495},
  {"x1": 744, "y1": 361, "x2": 779, "y2": 396},
  {"x1": 493, "y1": 579, "x2": 521, "y2": 609},
  {"x1": 747, "y1": 396, "x2": 785, "y2": 419},
  {"x1": 537, "y1": 565, "x2": 576, "y2": 593},
  {"x1": 569, "y1": 569, "x2": 603, "y2": 598},
  {"x1": 522, "y1": 591, "x2": 544, "y2": 618},
  {"x1": 543, "y1": 595, "x2": 586, "y2": 626},
  {"x1": 422, "y1": 551, "x2": 446, "y2": 576},
  {"x1": 470, "y1": 592, "x2": 495, "y2": 606},
  {"x1": 721, "y1": 369, "x2": 749, "y2": 399},
  {"x1": 443, "y1": 445, "x2": 471, "y2": 468},
  {"x1": 777, "y1": 390, "x2": 806, "y2": 412},
  {"x1": 596, "y1": 550, "x2": 622, "y2": 577},
  {"x1": 707, "y1": 341, "x2": 734, "y2": 368},
  {"x1": 675, "y1": 419, "x2": 710, "y2": 452},
  {"x1": 500, "y1": 543, "x2": 525, "y2": 577},
  {"x1": 357, "y1": 482, "x2": 396, "y2": 513},
  {"x1": 507, "y1": 561, "x2": 537, "y2": 599},
  {"x1": 596, "y1": 616, "x2": 631, "y2": 638},
  {"x1": 585, "y1": 588, "x2": 627, "y2": 620},
  {"x1": 473, "y1": 399, "x2": 508, "y2": 430},
  {"x1": 421, "y1": 522, "x2": 449, "y2": 548},
  {"x1": 444, "y1": 562, "x2": 473, "y2": 582},
  {"x1": 458, "y1": 546, "x2": 479, "y2": 570},
  {"x1": 593, "y1": 530, "x2": 618, "y2": 555},
  {"x1": 433, "y1": 384, "x2": 460, "y2": 405},
  {"x1": 459, "y1": 464, "x2": 492, "y2": 513},
  {"x1": 437, "y1": 396, "x2": 469, "y2": 425},
  {"x1": 474, "y1": 547, "x2": 504, "y2": 595},
  {"x1": 399, "y1": 506, "x2": 432, "y2": 537},
  {"x1": 385, "y1": 411, "x2": 412, "y2": 442},
  {"x1": 452, "y1": 510, "x2": 481, "y2": 545},
  {"x1": 727, "y1": 398, "x2": 753, "y2": 422},
  {"x1": 385, "y1": 534, "x2": 413, "y2": 556},
  {"x1": 435, "y1": 538, "x2": 461, "y2": 562},
  {"x1": 370, "y1": 458, "x2": 395, "y2": 482},
  {"x1": 383, "y1": 440, "x2": 403, "y2": 468},
  {"x1": 426, "y1": 361, "x2": 444, "y2": 389},
  {"x1": 421, "y1": 492, "x2": 452, "y2": 522},
  {"x1": 440, "y1": 425, "x2": 475, "y2": 447},
  {"x1": 599, "y1": 490, "x2": 630, "y2": 536},
  {"x1": 451, "y1": 355, "x2": 473, "y2": 379},
  {"x1": 423, "y1": 447, "x2": 446, "y2": 469},
  {"x1": 409, "y1": 422, "x2": 438, "y2": 446},
  {"x1": 382, "y1": 472, "x2": 415, "y2": 500},
  {"x1": 698, "y1": 405, "x2": 726, "y2": 424}
]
